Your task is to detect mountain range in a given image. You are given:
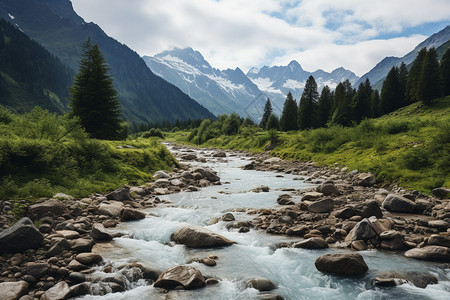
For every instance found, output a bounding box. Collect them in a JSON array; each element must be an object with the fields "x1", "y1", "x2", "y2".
[
  {"x1": 0, "y1": 0, "x2": 214, "y2": 123},
  {"x1": 144, "y1": 49, "x2": 358, "y2": 120}
]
